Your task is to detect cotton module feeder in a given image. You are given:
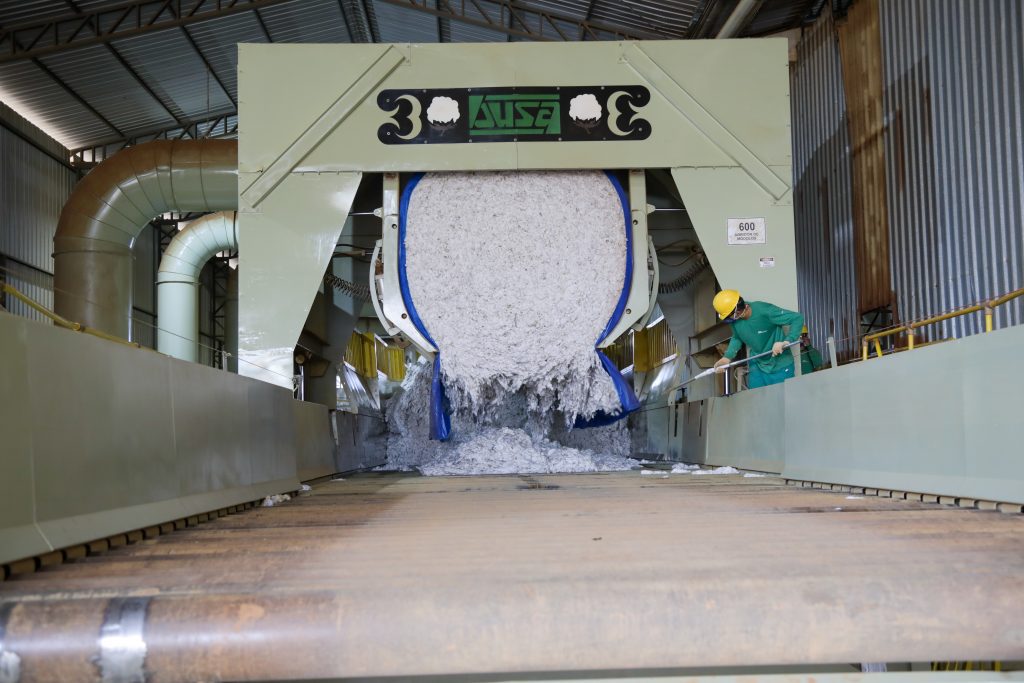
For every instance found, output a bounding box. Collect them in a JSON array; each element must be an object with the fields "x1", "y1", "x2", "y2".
[
  {"x1": 235, "y1": 41, "x2": 798, "y2": 417},
  {"x1": 368, "y1": 165, "x2": 659, "y2": 437}
]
